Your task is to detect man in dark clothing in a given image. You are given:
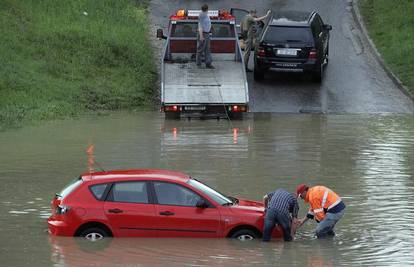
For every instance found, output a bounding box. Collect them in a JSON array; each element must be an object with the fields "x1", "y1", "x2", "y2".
[
  {"x1": 241, "y1": 9, "x2": 271, "y2": 71},
  {"x1": 262, "y1": 189, "x2": 299, "y2": 241}
]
